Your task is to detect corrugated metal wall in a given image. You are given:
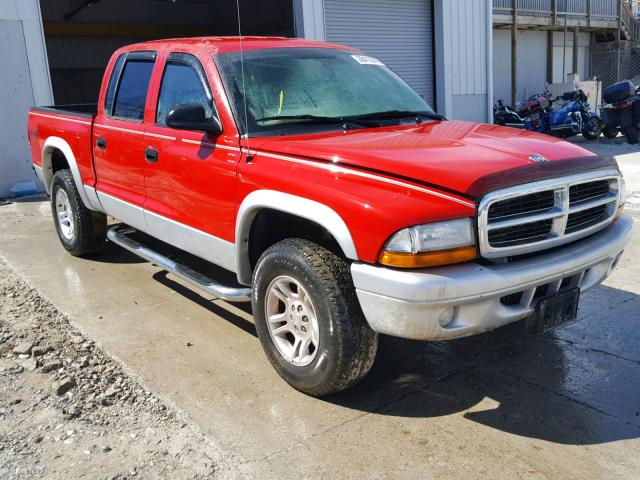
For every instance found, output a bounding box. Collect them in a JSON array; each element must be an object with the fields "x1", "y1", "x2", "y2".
[
  {"x1": 436, "y1": 0, "x2": 491, "y2": 121},
  {"x1": 324, "y1": 0, "x2": 435, "y2": 106},
  {"x1": 441, "y1": 0, "x2": 488, "y2": 96}
]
